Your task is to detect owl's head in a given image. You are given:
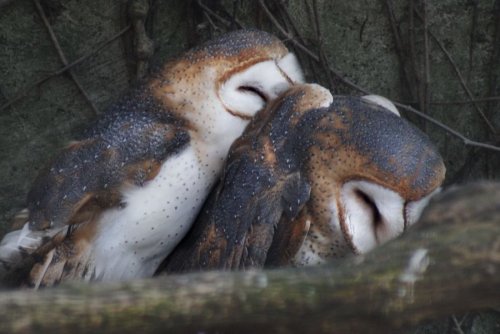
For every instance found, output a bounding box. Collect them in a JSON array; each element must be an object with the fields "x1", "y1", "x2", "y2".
[
  {"x1": 157, "y1": 84, "x2": 446, "y2": 272},
  {"x1": 256, "y1": 84, "x2": 446, "y2": 262},
  {"x1": 150, "y1": 30, "x2": 303, "y2": 143}
]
